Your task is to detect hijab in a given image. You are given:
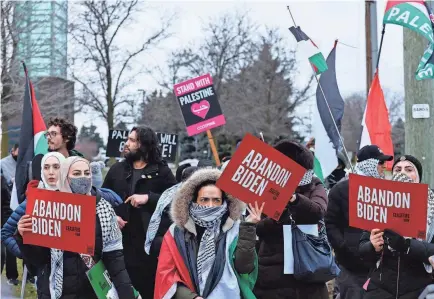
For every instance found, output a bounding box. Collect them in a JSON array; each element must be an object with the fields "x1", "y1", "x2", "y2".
[
  {"x1": 38, "y1": 152, "x2": 66, "y2": 190},
  {"x1": 57, "y1": 156, "x2": 90, "y2": 193}
]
